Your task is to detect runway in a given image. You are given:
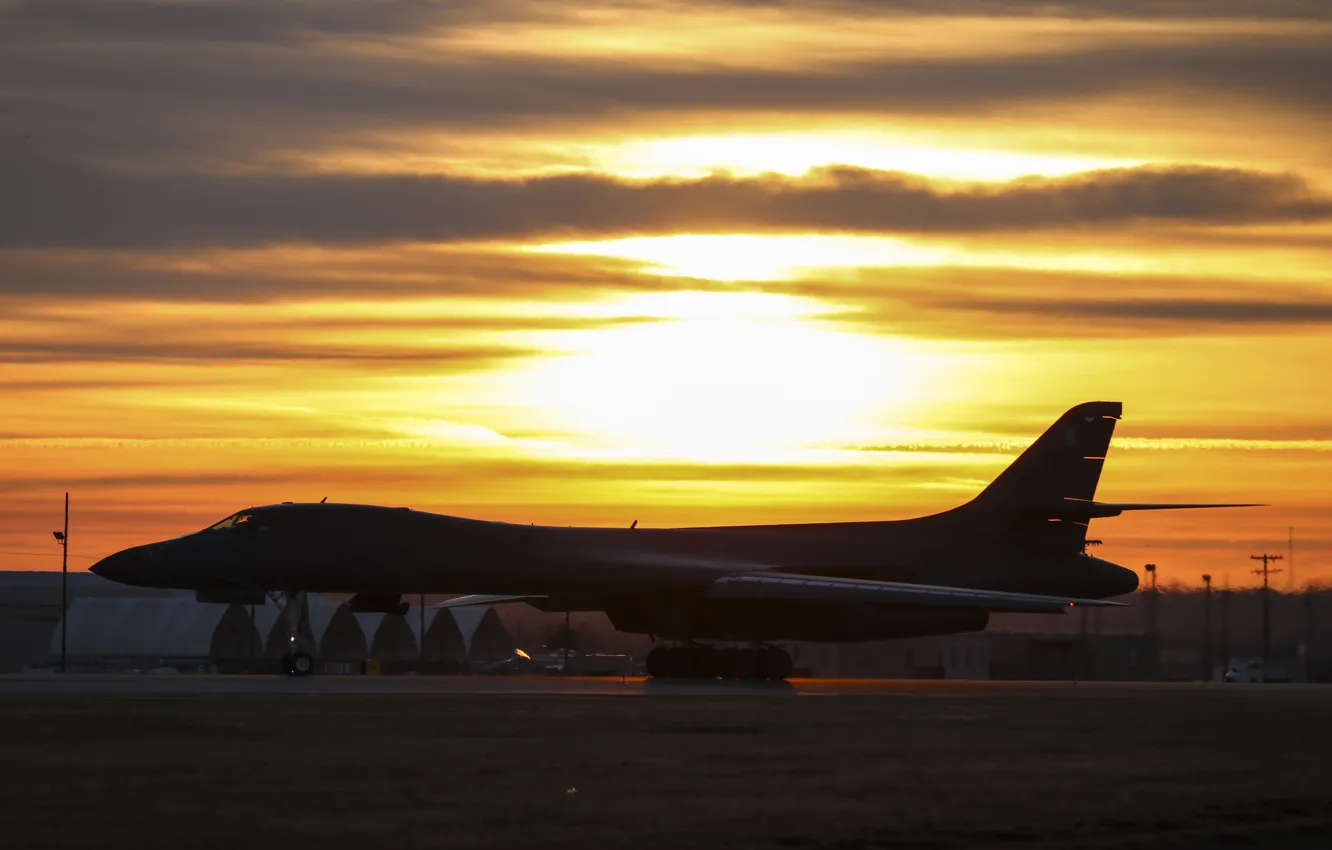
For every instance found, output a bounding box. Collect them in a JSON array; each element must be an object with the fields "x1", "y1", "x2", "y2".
[
  {"x1": 5, "y1": 676, "x2": 1330, "y2": 849},
  {"x1": 4, "y1": 672, "x2": 1329, "y2": 697}
]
